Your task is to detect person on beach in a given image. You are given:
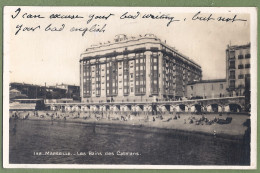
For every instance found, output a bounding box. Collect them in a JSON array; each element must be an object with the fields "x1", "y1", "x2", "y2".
[{"x1": 213, "y1": 130, "x2": 217, "y2": 136}]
